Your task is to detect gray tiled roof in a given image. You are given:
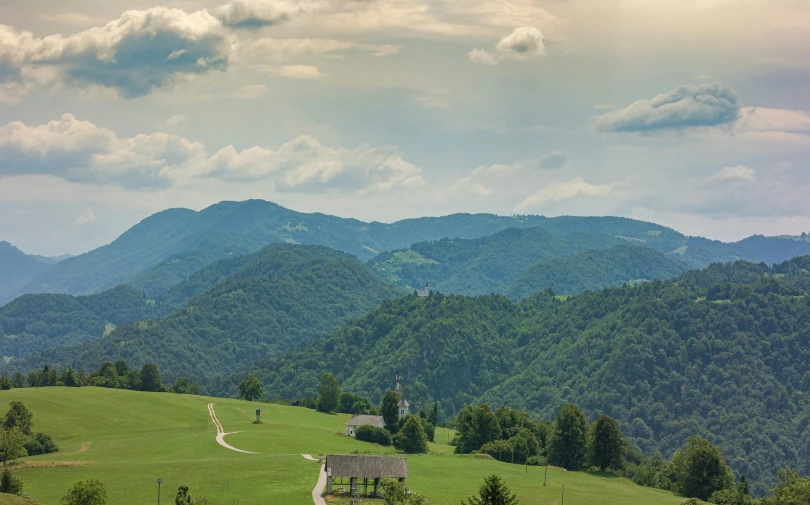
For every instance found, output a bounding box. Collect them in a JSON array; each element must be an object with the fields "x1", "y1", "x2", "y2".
[
  {"x1": 345, "y1": 415, "x2": 384, "y2": 427},
  {"x1": 326, "y1": 454, "x2": 409, "y2": 478}
]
